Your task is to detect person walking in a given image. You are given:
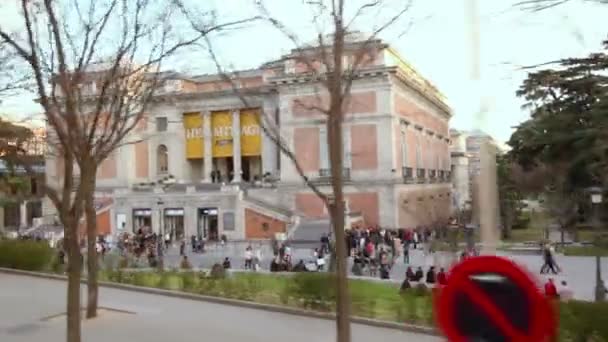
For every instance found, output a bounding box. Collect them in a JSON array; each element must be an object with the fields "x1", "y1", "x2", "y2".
[
  {"x1": 403, "y1": 243, "x2": 410, "y2": 264},
  {"x1": 244, "y1": 245, "x2": 253, "y2": 269},
  {"x1": 540, "y1": 244, "x2": 559, "y2": 274}
]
